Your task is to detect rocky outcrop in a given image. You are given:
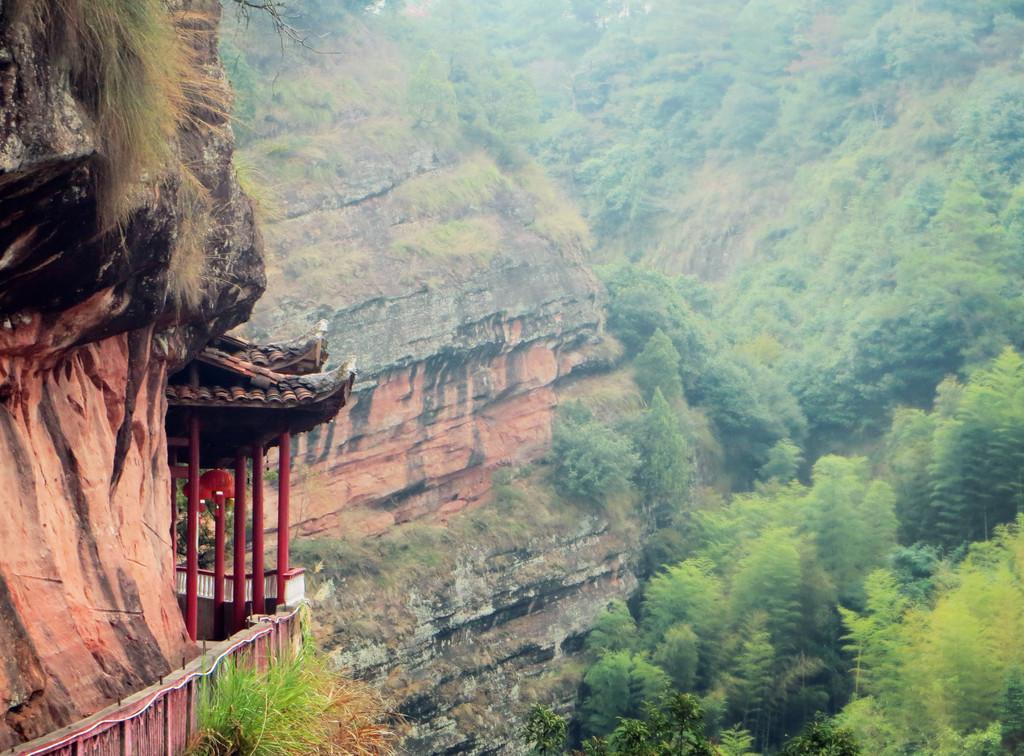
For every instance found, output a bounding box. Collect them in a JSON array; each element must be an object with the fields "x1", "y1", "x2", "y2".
[
  {"x1": 0, "y1": 1, "x2": 262, "y2": 746},
  {"x1": 312, "y1": 503, "x2": 645, "y2": 755},
  {"x1": 281, "y1": 298, "x2": 606, "y2": 537},
  {"x1": 249, "y1": 127, "x2": 605, "y2": 534}
]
